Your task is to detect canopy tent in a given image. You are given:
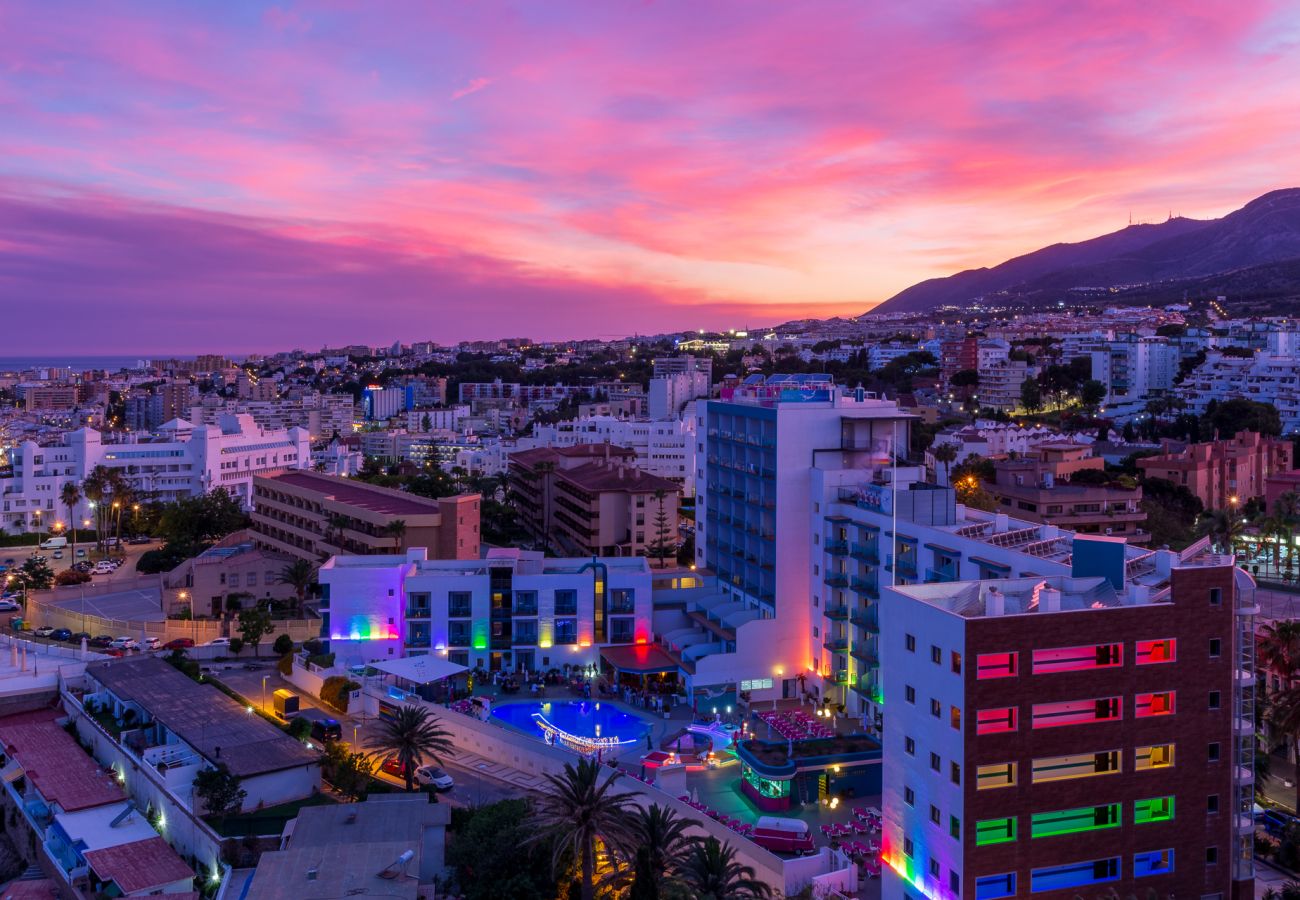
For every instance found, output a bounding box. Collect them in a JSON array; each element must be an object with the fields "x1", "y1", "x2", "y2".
[
  {"x1": 368, "y1": 656, "x2": 467, "y2": 685},
  {"x1": 600, "y1": 643, "x2": 680, "y2": 675}
]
